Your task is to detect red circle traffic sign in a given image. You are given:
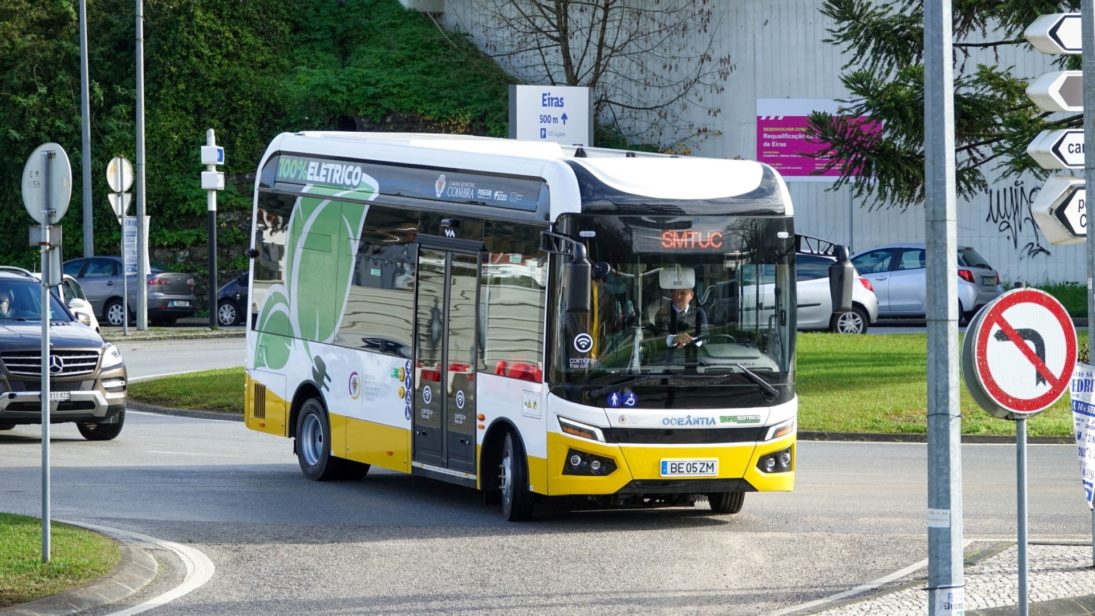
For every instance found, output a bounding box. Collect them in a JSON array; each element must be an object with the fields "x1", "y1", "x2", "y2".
[{"x1": 965, "y1": 288, "x2": 1076, "y2": 418}]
